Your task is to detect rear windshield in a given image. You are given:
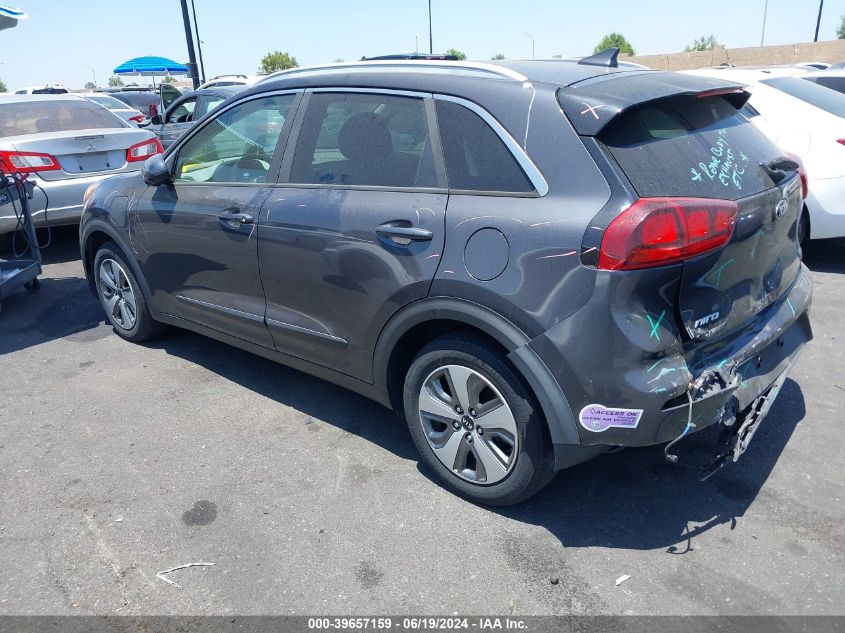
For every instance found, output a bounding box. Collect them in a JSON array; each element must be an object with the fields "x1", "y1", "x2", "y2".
[
  {"x1": 760, "y1": 76, "x2": 845, "y2": 117},
  {"x1": 0, "y1": 100, "x2": 126, "y2": 137},
  {"x1": 87, "y1": 94, "x2": 128, "y2": 110},
  {"x1": 600, "y1": 95, "x2": 780, "y2": 200}
]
